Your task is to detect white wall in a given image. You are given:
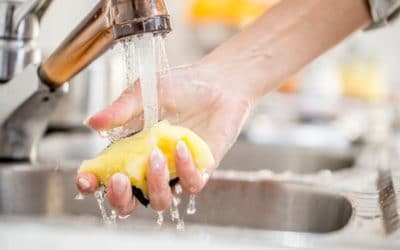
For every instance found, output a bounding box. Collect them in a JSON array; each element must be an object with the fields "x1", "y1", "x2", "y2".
[
  {"x1": 359, "y1": 21, "x2": 400, "y2": 85},
  {"x1": 38, "y1": 0, "x2": 98, "y2": 53}
]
